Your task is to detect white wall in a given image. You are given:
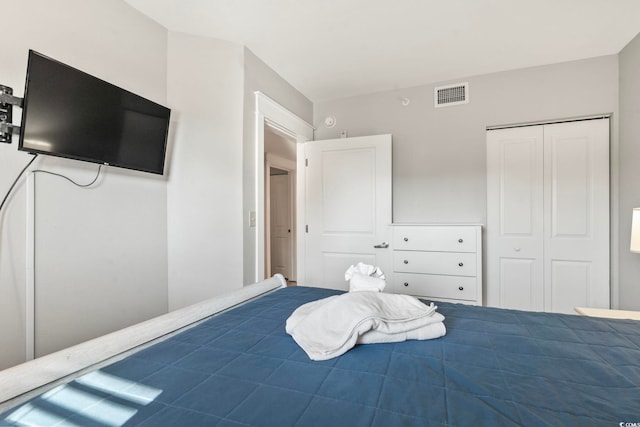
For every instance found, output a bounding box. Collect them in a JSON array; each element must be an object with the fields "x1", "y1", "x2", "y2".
[
  {"x1": 242, "y1": 49, "x2": 313, "y2": 284},
  {"x1": 166, "y1": 33, "x2": 245, "y2": 310},
  {"x1": 0, "y1": 0, "x2": 169, "y2": 367},
  {"x1": 0, "y1": 7, "x2": 309, "y2": 368},
  {"x1": 619, "y1": 32, "x2": 640, "y2": 310},
  {"x1": 315, "y1": 56, "x2": 618, "y2": 223},
  {"x1": 314, "y1": 56, "x2": 620, "y2": 304}
]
